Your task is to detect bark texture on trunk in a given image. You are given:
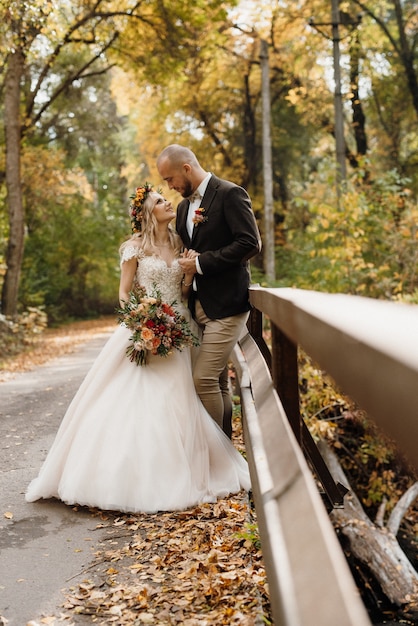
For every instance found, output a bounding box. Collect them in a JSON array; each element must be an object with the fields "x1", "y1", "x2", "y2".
[{"x1": 2, "y1": 49, "x2": 25, "y2": 317}]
